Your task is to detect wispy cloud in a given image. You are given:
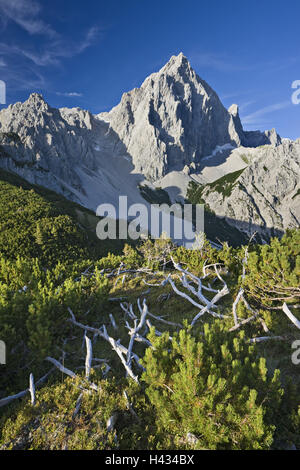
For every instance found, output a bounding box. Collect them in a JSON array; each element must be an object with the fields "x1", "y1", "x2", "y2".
[
  {"x1": 0, "y1": 0, "x2": 57, "y2": 37},
  {"x1": 0, "y1": 0, "x2": 101, "y2": 93},
  {"x1": 242, "y1": 101, "x2": 291, "y2": 125},
  {"x1": 190, "y1": 51, "x2": 300, "y2": 76},
  {"x1": 190, "y1": 52, "x2": 254, "y2": 73},
  {"x1": 0, "y1": 65, "x2": 46, "y2": 91},
  {"x1": 56, "y1": 92, "x2": 83, "y2": 97},
  {"x1": 238, "y1": 100, "x2": 256, "y2": 112},
  {"x1": 0, "y1": 24, "x2": 99, "y2": 67}
]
